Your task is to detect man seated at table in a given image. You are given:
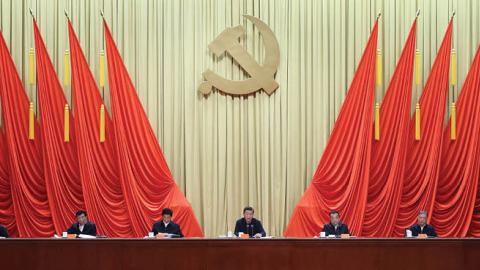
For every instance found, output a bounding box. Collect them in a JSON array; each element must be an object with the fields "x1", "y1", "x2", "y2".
[
  {"x1": 234, "y1": 206, "x2": 266, "y2": 238},
  {"x1": 151, "y1": 208, "x2": 184, "y2": 238},
  {"x1": 66, "y1": 210, "x2": 97, "y2": 237},
  {"x1": 0, "y1": 224, "x2": 8, "y2": 238},
  {"x1": 321, "y1": 210, "x2": 349, "y2": 237},
  {"x1": 406, "y1": 210, "x2": 437, "y2": 237}
]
